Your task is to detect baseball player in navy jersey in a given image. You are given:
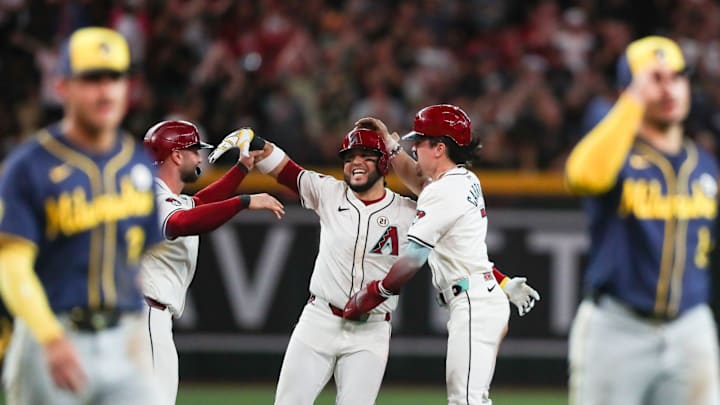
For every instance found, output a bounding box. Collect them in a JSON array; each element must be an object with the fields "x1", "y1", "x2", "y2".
[
  {"x1": 0, "y1": 27, "x2": 162, "y2": 404},
  {"x1": 209, "y1": 121, "x2": 538, "y2": 404},
  {"x1": 566, "y1": 36, "x2": 720, "y2": 405},
  {"x1": 140, "y1": 121, "x2": 284, "y2": 404},
  {"x1": 343, "y1": 105, "x2": 524, "y2": 405}
]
